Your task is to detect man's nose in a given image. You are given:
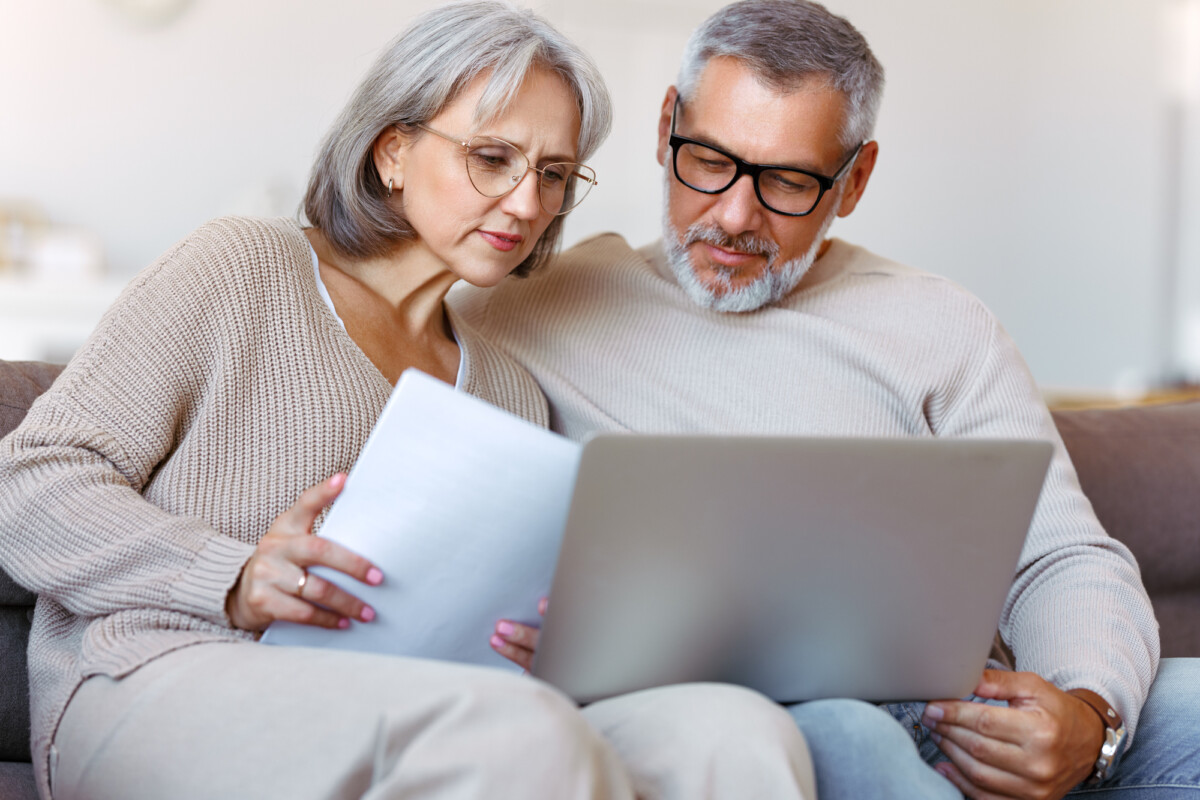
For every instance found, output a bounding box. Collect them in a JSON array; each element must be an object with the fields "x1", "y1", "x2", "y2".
[
  {"x1": 709, "y1": 174, "x2": 764, "y2": 237},
  {"x1": 499, "y1": 170, "x2": 543, "y2": 220}
]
